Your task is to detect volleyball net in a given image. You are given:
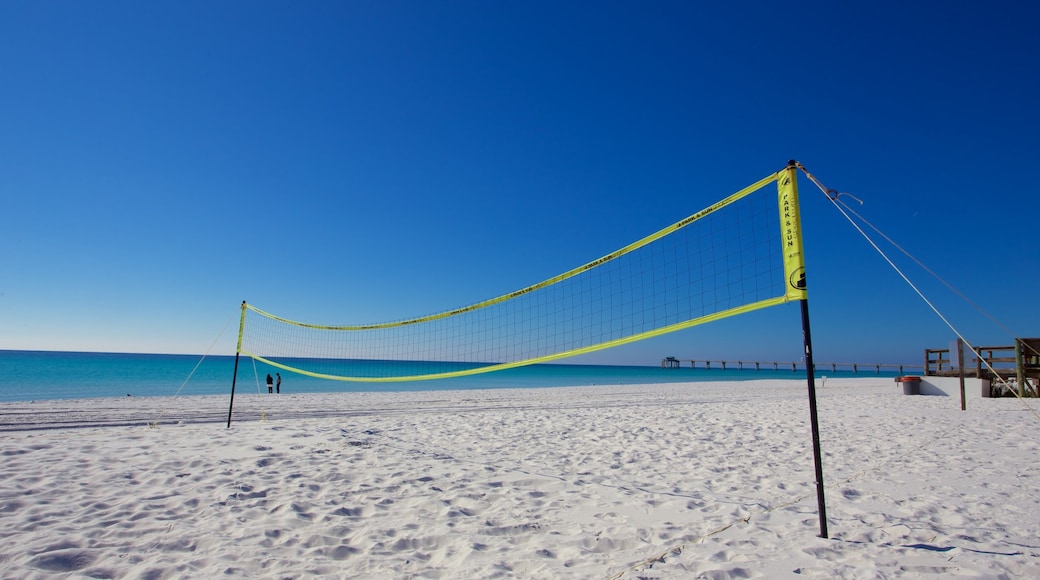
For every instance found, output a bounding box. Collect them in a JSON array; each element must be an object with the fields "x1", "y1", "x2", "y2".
[{"x1": 237, "y1": 163, "x2": 808, "y2": 382}]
